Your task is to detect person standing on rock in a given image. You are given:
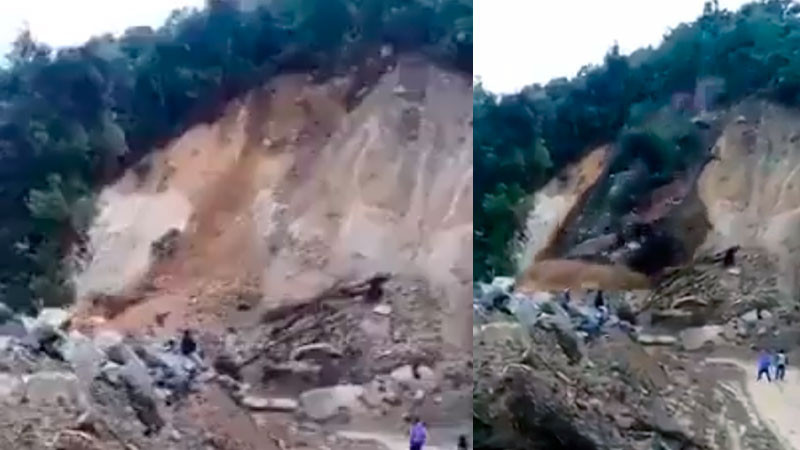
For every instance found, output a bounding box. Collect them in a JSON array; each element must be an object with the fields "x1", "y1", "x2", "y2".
[
  {"x1": 775, "y1": 349, "x2": 788, "y2": 381},
  {"x1": 559, "y1": 289, "x2": 571, "y2": 310},
  {"x1": 757, "y1": 349, "x2": 773, "y2": 382},
  {"x1": 180, "y1": 329, "x2": 197, "y2": 356},
  {"x1": 409, "y1": 417, "x2": 427, "y2": 450}
]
